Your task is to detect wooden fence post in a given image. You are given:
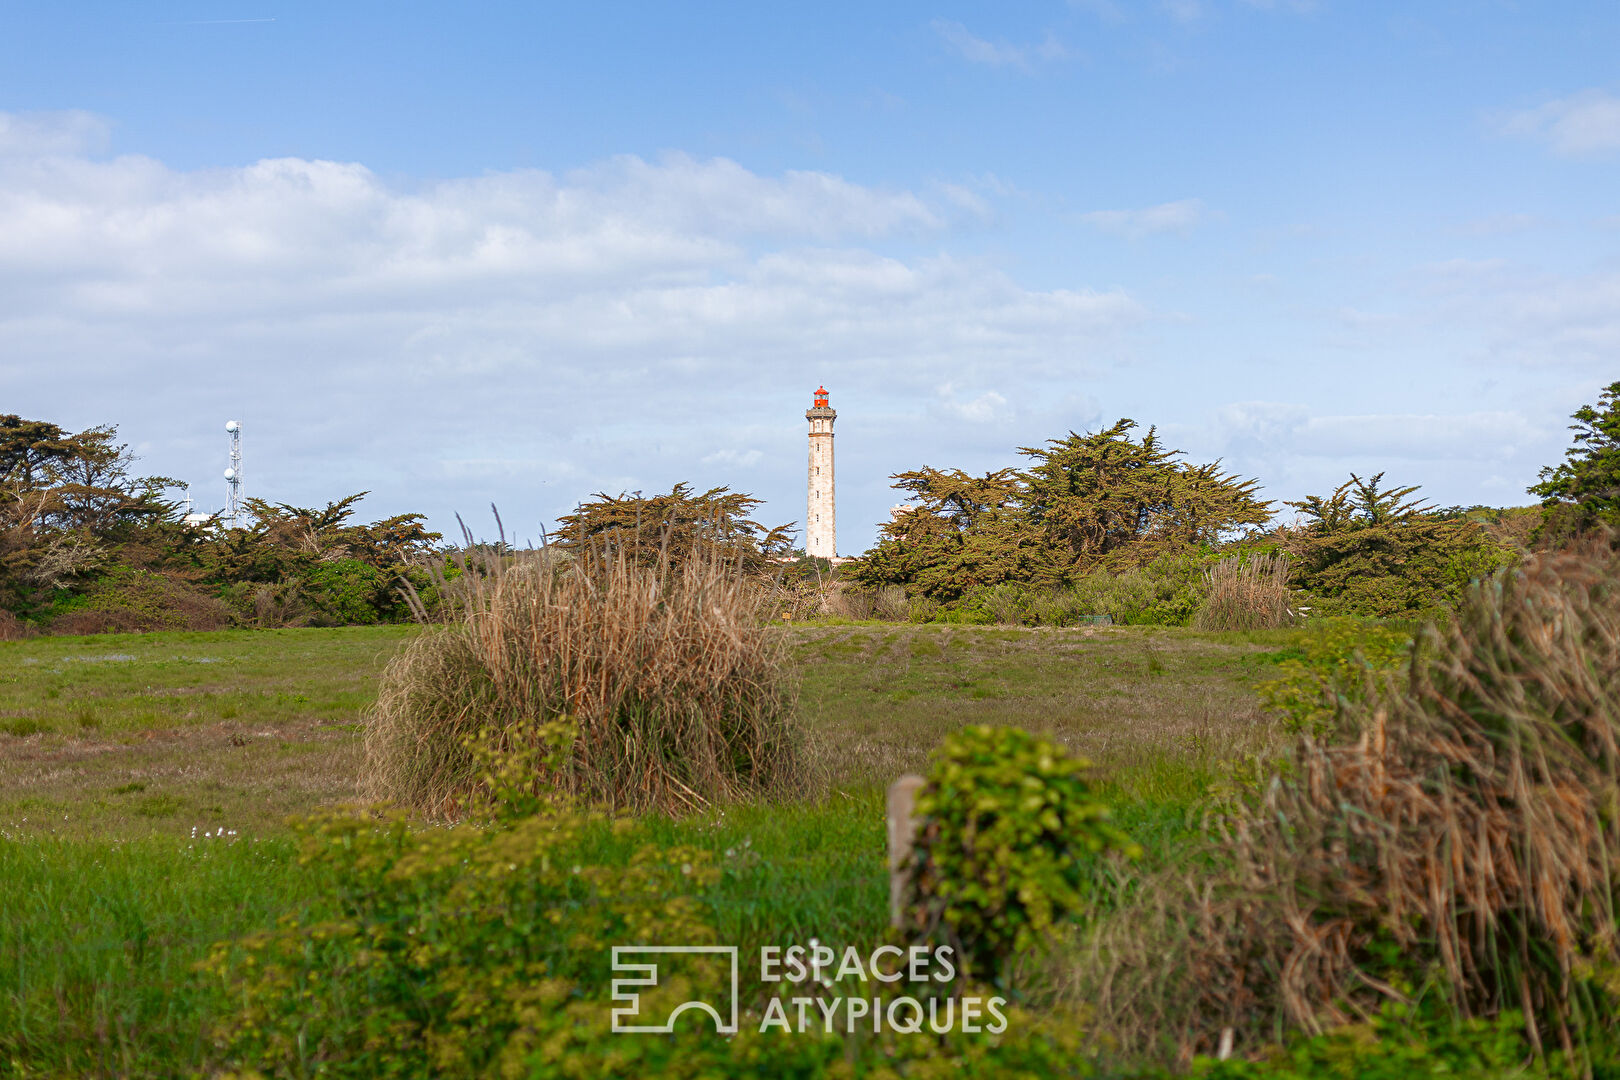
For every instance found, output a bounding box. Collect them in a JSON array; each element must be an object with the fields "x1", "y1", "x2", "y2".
[{"x1": 886, "y1": 774, "x2": 926, "y2": 929}]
